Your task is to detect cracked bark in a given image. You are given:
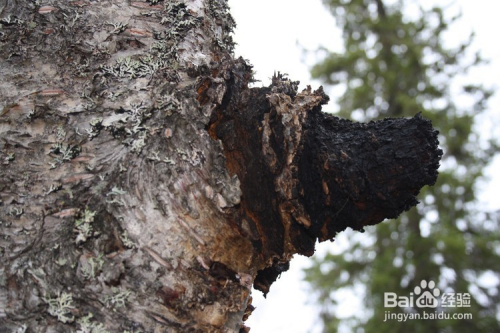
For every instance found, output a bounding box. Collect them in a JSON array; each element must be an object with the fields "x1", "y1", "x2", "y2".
[{"x1": 0, "y1": 0, "x2": 441, "y2": 332}]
